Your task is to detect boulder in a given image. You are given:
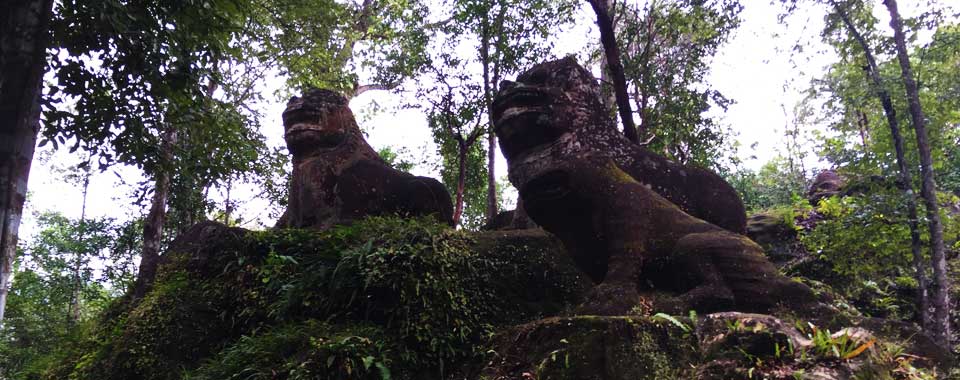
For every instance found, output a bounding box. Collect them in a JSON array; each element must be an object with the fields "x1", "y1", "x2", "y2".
[
  {"x1": 478, "y1": 316, "x2": 697, "y2": 380},
  {"x1": 808, "y1": 170, "x2": 845, "y2": 205},
  {"x1": 481, "y1": 210, "x2": 517, "y2": 230},
  {"x1": 745, "y1": 212, "x2": 804, "y2": 266}
]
